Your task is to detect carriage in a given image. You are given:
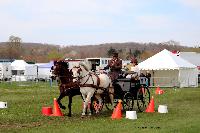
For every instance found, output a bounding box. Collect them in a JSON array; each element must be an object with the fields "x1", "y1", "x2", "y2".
[
  {"x1": 52, "y1": 60, "x2": 150, "y2": 117},
  {"x1": 93, "y1": 72, "x2": 151, "y2": 112}
]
